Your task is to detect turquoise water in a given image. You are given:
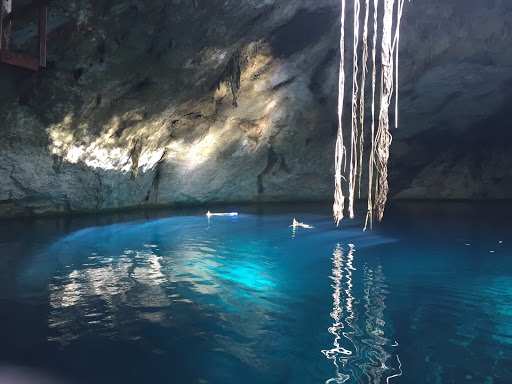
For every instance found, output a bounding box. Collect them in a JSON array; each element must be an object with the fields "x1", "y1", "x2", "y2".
[{"x1": 0, "y1": 203, "x2": 511, "y2": 383}]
